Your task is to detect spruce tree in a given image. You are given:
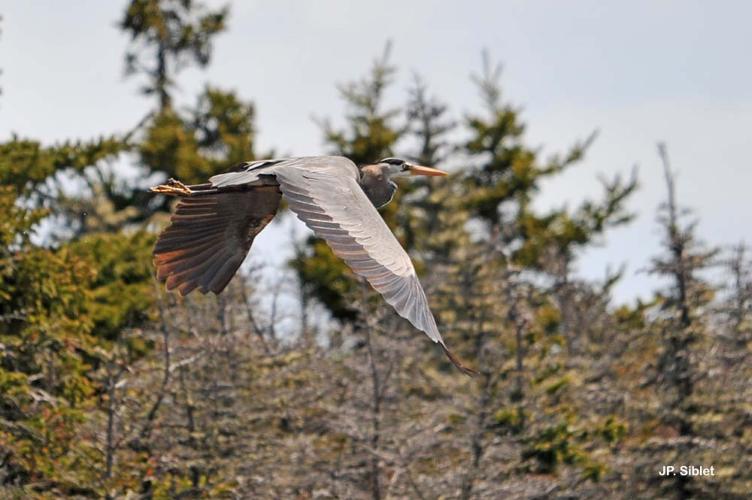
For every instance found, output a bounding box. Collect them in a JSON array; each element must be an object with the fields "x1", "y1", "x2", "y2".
[
  {"x1": 120, "y1": 0, "x2": 228, "y2": 110},
  {"x1": 645, "y1": 144, "x2": 718, "y2": 499}
]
